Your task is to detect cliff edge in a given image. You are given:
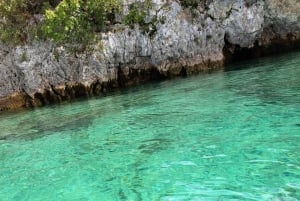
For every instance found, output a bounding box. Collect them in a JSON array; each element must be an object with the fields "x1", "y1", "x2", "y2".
[{"x1": 0, "y1": 0, "x2": 300, "y2": 111}]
